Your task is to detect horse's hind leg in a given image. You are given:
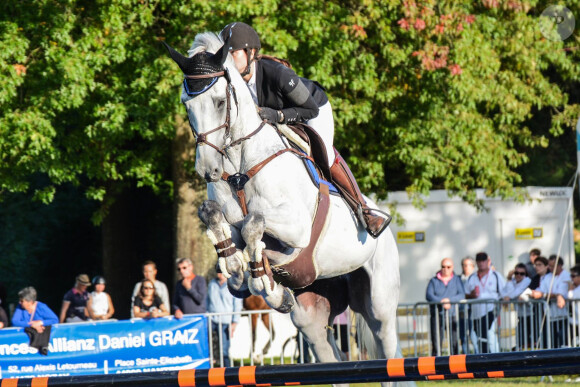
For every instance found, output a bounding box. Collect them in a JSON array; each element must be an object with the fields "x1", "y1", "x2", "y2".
[
  {"x1": 348, "y1": 234, "x2": 401, "y2": 387},
  {"x1": 242, "y1": 212, "x2": 295, "y2": 313},
  {"x1": 291, "y1": 279, "x2": 348, "y2": 362},
  {"x1": 198, "y1": 200, "x2": 249, "y2": 296}
]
